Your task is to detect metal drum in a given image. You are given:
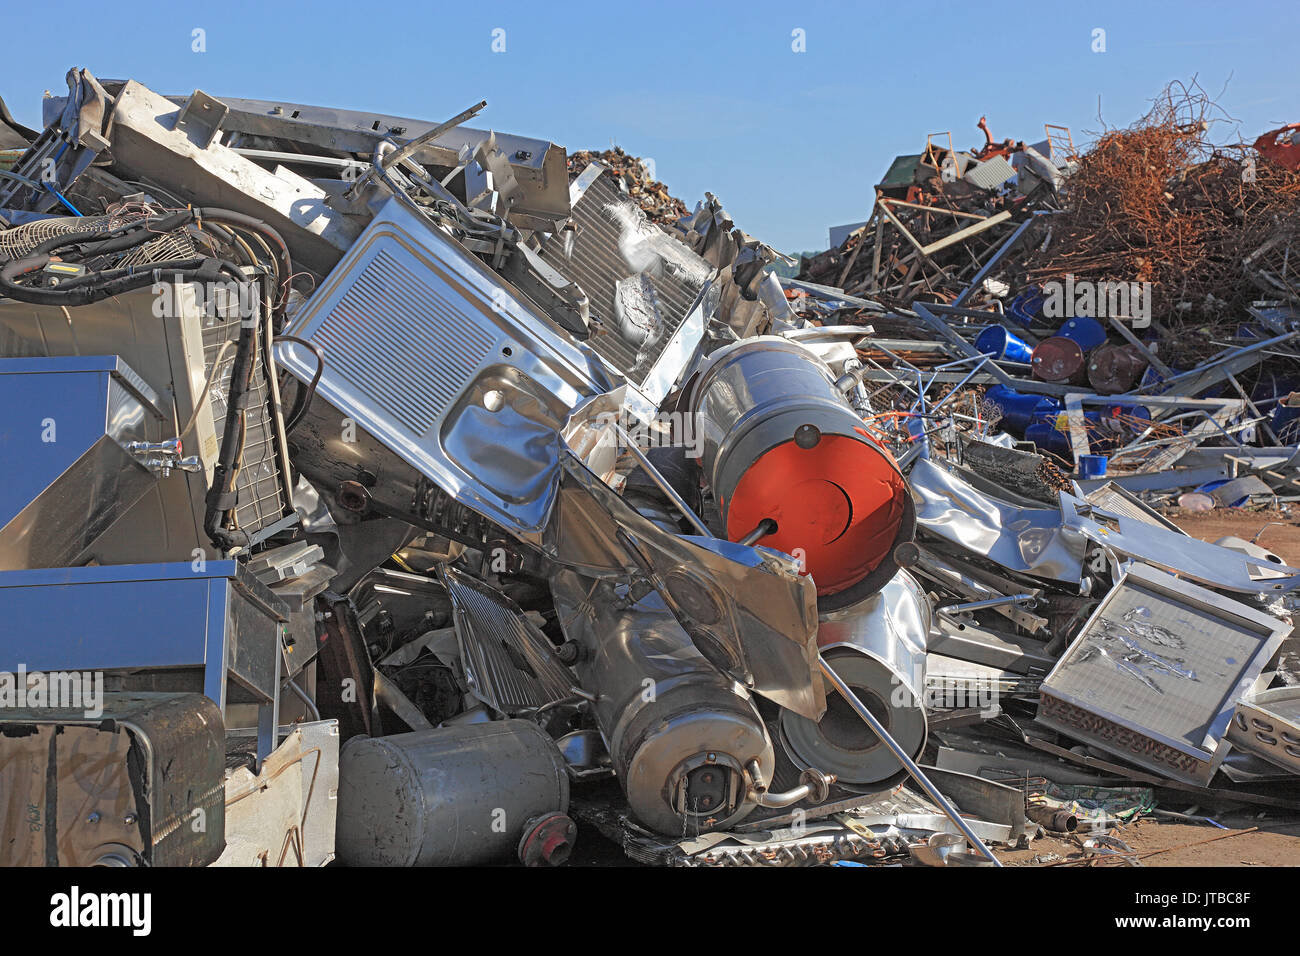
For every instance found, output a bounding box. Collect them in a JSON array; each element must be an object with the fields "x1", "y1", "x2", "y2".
[
  {"x1": 335, "y1": 720, "x2": 571, "y2": 867},
  {"x1": 1031, "y1": 336, "x2": 1087, "y2": 384},
  {"x1": 779, "y1": 569, "x2": 930, "y2": 790},
  {"x1": 688, "y1": 336, "x2": 914, "y2": 611},
  {"x1": 1087, "y1": 342, "x2": 1148, "y2": 394}
]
